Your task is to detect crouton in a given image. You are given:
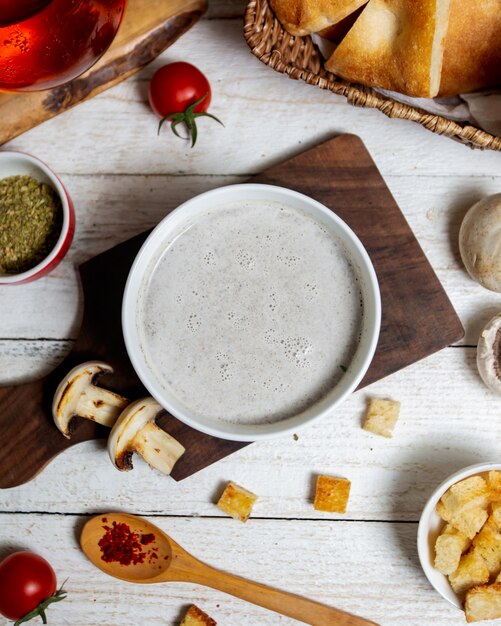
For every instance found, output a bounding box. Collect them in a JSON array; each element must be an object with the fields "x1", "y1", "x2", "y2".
[
  {"x1": 216, "y1": 481, "x2": 257, "y2": 522},
  {"x1": 434, "y1": 524, "x2": 471, "y2": 575},
  {"x1": 180, "y1": 605, "x2": 217, "y2": 626},
  {"x1": 471, "y1": 517, "x2": 501, "y2": 576},
  {"x1": 491, "y1": 502, "x2": 501, "y2": 527},
  {"x1": 437, "y1": 501, "x2": 488, "y2": 540},
  {"x1": 440, "y1": 476, "x2": 489, "y2": 513},
  {"x1": 437, "y1": 476, "x2": 489, "y2": 539},
  {"x1": 363, "y1": 398, "x2": 400, "y2": 438},
  {"x1": 488, "y1": 471, "x2": 501, "y2": 502},
  {"x1": 449, "y1": 551, "x2": 490, "y2": 595},
  {"x1": 465, "y1": 583, "x2": 501, "y2": 623},
  {"x1": 313, "y1": 475, "x2": 351, "y2": 513}
]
